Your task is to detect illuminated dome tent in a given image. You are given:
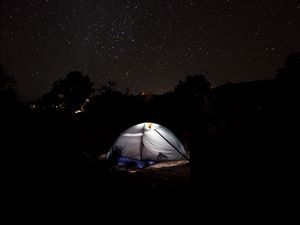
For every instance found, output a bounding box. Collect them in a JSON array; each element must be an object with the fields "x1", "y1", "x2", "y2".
[{"x1": 107, "y1": 122, "x2": 187, "y2": 168}]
